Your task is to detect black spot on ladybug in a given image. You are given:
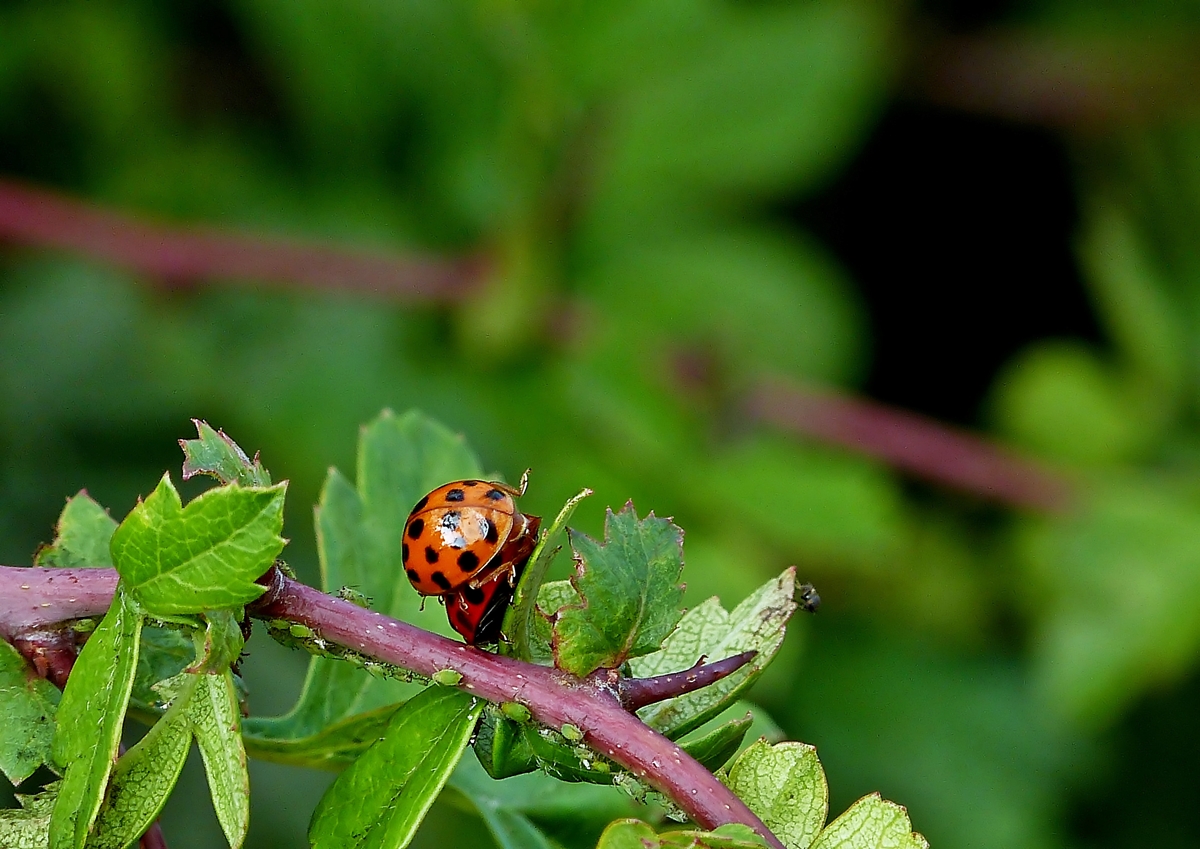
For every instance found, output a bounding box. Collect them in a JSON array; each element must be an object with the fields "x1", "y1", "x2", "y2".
[
  {"x1": 407, "y1": 518, "x2": 425, "y2": 539},
  {"x1": 462, "y1": 480, "x2": 480, "y2": 487},
  {"x1": 402, "y1": 543, "x2": 410, "y2": 562},
  {"x1": 463, "y1": 585, "x2": 485, "y2": 604},
  {"x1": 445, "y1": 488, "x2": 465, "y2": 502},
  {"x1": 483, "y1": 519, "x2": 499, "y2": 544},
  {"x1": 431, "y1": 571, "x2": 452, "y2": 591},
  {"x1": 413, "y1": 495, "x2": 429, "y2": 512},
  {"x1": 424, "y1": 546, "x2": 440, "y2": 564},
  {"x1": 486, "y1": 488, "x2": 505, "y2": 501},
  {"x1": 406, "y1": 568, "x2": 420, "y2": 583},
  {"x1": 458, "y1": 551, "x2": 480, "y2": 572},
  {"x1": 439, "y1": 511, "x2": 461, "y2": 529}
]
